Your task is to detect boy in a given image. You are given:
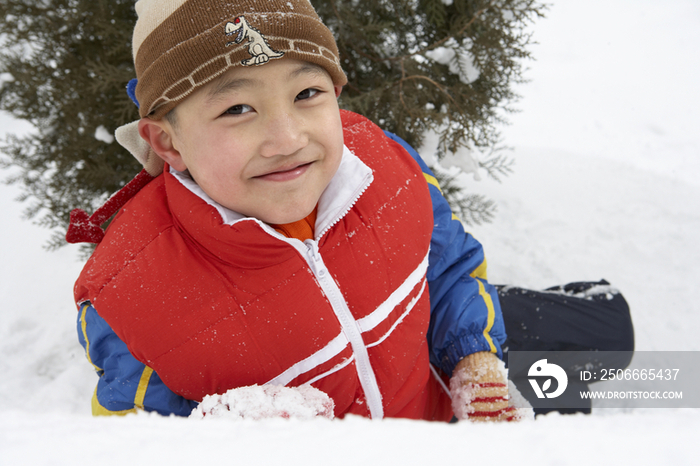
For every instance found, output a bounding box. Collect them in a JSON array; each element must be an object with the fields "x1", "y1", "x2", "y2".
[{"x1": 71, "y1": 0, "x2": 630, "y2": 421}]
